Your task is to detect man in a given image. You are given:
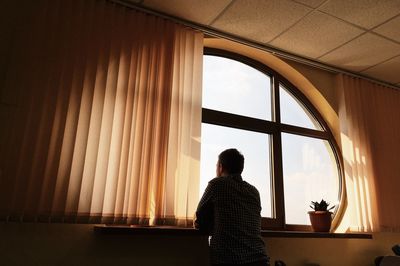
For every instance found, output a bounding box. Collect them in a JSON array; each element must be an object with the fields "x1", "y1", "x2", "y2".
[{"x1": 195, "y1": 148, "x2": 269, "y2": 266}]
